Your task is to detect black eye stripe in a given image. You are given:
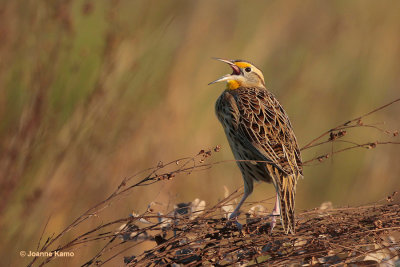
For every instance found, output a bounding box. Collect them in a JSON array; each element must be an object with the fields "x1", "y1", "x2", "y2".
[{"x1": 245, "y1": 67, "x2": 251, "y2": 72}]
